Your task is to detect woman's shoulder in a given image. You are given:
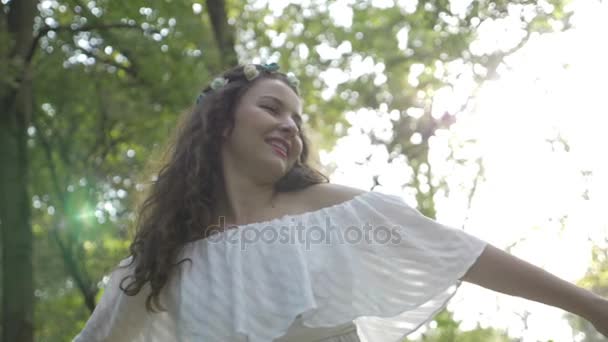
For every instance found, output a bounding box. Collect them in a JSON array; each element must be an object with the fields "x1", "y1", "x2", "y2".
[{"x1": 295, "y1": 183, "x2": 368, "y2": 211}]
